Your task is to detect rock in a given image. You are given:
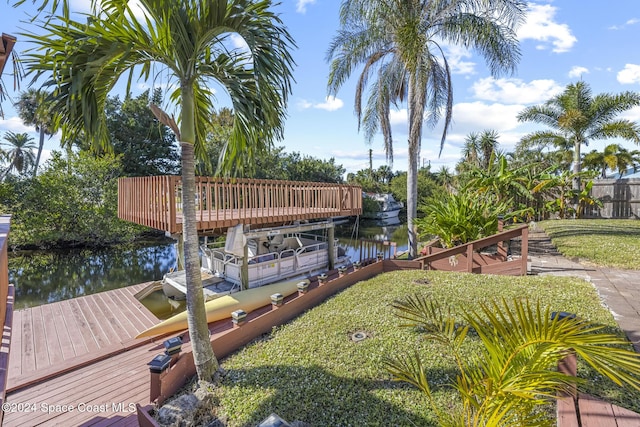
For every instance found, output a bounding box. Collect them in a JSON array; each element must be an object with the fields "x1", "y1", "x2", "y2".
[
  {"x1": 156, "y1": 385, "x2": 222, "y2": 427},
  {"x1": 157, "y1": 394, "x2": 200, "y2": 426}
]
